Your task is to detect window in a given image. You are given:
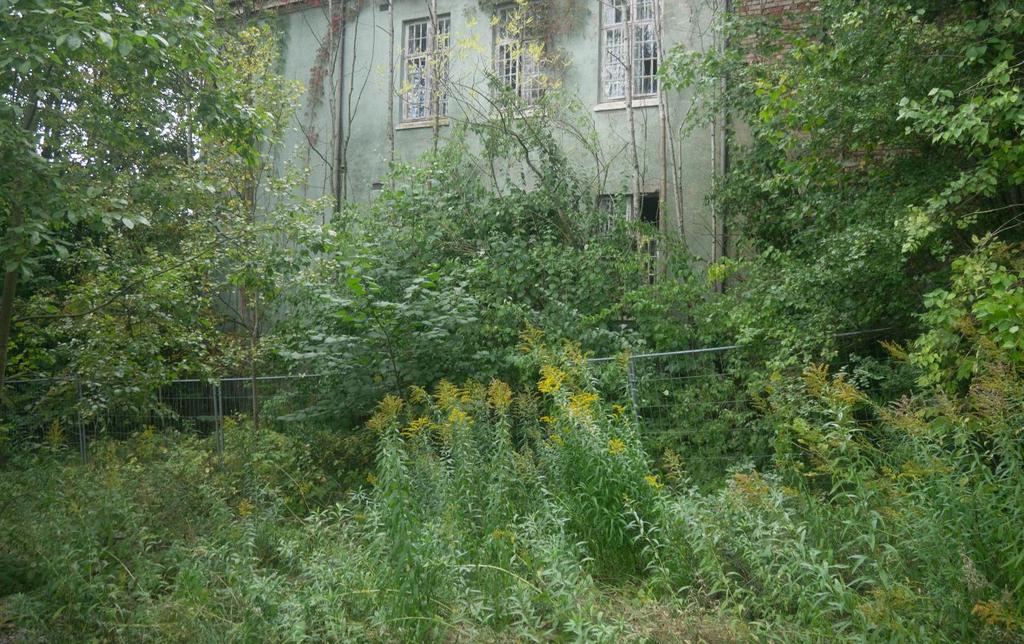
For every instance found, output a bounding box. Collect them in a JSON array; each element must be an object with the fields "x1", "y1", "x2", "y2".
[
  {"x1": 599, "y1": 192, "x2": 660, "y2": 282},
  {"x1": 601, "y1": 0, "x2": 660, "y2": 101},
  {"x1": 598, "y1": 191, "x2": 659, "y2": 223},
  {"x1": 636, "y1": 192, "x2": 660, "y2": 283},
  {"x1": 493, "y1": 4, "x2": 543, "y2": 103},
  {"x1": 402, "y1": 15, "x2": 450, "y2": 121}
]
